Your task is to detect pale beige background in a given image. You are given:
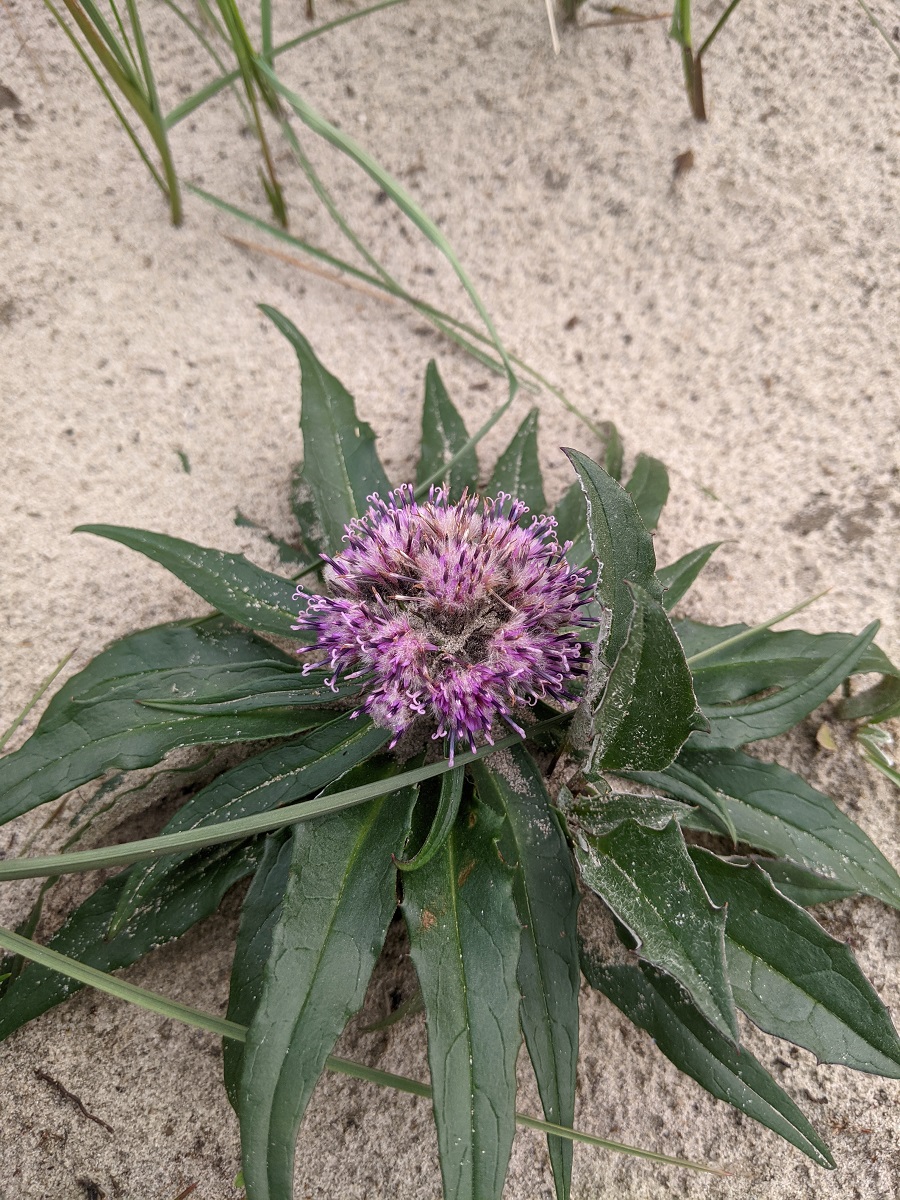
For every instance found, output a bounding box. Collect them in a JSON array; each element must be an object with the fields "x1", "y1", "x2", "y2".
[{"x1": 1, "y1": 1, "x2": 899, "y2": 1197}]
